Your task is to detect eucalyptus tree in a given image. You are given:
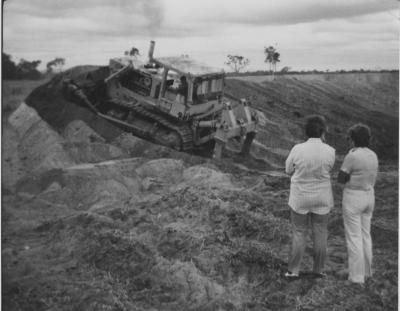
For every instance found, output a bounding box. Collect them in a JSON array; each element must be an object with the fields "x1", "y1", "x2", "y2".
[
  {"x1": 264, "y1": 46, "x2": 280, "y2": 75},
  {"x1": 225, "y1": 55, "x2": 250, "y2": 73}
]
